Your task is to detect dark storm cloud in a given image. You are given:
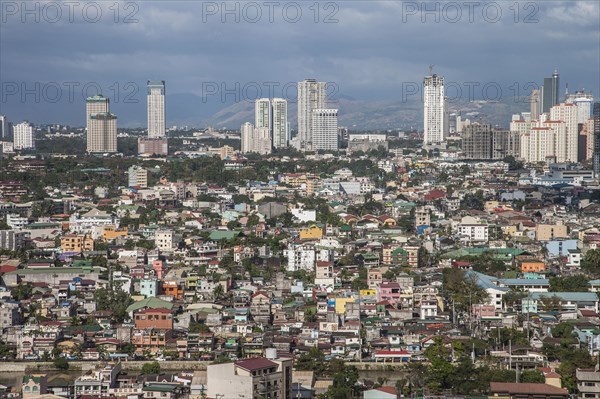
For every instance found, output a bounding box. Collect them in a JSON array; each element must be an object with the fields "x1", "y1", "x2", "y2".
[{"x1": 1, "y1": 0, "x2": 598, "y2": 126}]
